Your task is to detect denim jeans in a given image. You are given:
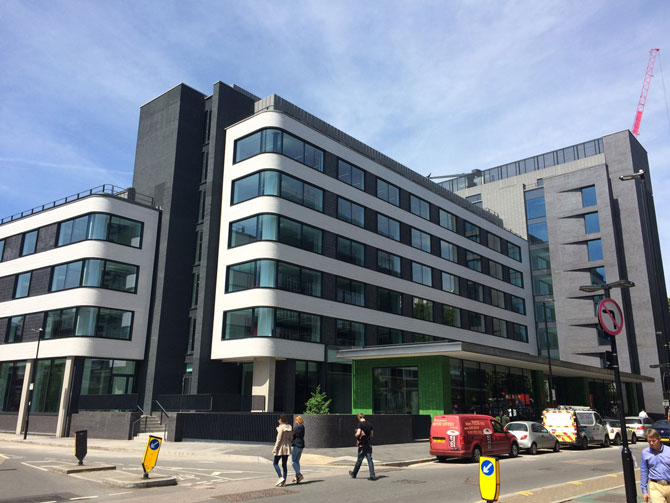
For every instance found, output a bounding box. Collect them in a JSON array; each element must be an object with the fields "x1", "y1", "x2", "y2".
[
  {"x1": 291, "y1": 446, "x2": 303, "y2": 475},
  {"x1": 352, "y1": 444, "x2": 375, "y2": 478},
  {"x1": 273, "y1": 455, "x2": 288, "y2": 479}
]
